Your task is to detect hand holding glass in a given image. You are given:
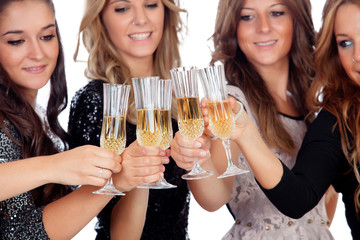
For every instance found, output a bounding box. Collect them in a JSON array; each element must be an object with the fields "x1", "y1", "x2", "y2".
[
  {"x1": 198, "y1": 64, "x2": 249, "y2": 178},
  {"x1": 171, "y1": 66, "x2": 213, "y2": 180},
  {"x1": 93, "y1": 83, "x2": 130, "y2": 195},
  {"x1": 132, "y1": 77, "x2": 175, "y2": 189}
]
